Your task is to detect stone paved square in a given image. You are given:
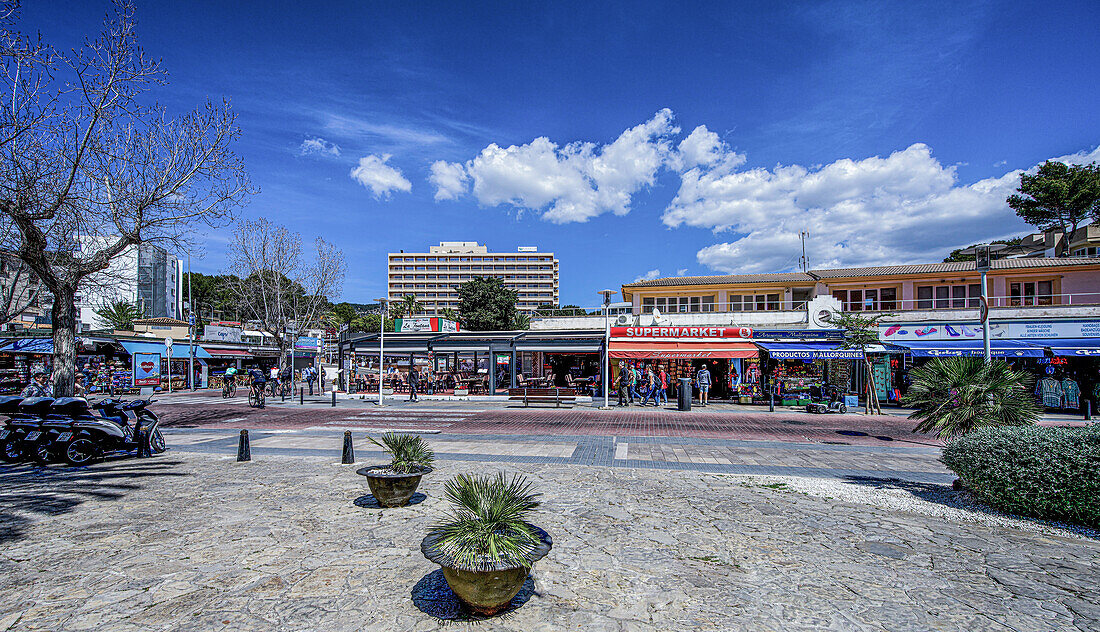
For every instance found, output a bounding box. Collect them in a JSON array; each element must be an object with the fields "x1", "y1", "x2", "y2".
[{"x1": 2, "y1": 453, "x2": 1097, "y2": 631}]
